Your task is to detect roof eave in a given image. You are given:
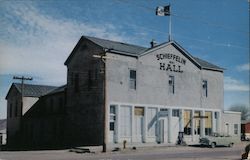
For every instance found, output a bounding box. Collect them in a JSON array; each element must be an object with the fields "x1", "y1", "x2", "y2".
[
  {"x1": 64, "y1": 36, "x2": 106, "y2": 65},
  {"x1": 108, "y1": 49, "x2": 139, "y2": 58},
  {"x1": 201, "y1": 67, "x2": 224, "y2": 72}
]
